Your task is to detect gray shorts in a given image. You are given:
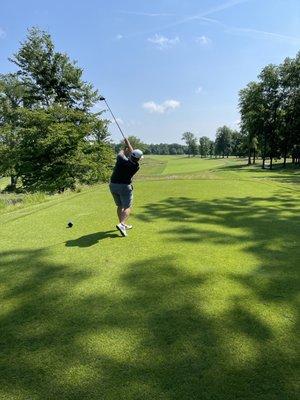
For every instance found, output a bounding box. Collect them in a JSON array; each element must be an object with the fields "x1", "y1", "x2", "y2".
[{"x1": 109, "y1": 183, "x2": 133, "y2": 209}]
